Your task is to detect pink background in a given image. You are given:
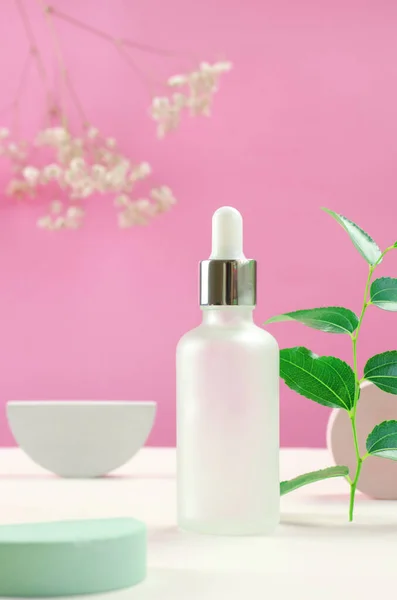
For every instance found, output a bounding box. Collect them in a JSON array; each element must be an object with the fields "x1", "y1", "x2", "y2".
[{"x1": 1, "y1": 0, "x2": 397, "y2": 447}]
